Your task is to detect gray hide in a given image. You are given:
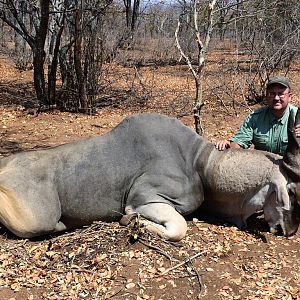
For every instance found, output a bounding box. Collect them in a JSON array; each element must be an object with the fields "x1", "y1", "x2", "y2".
[
  {"x1": 0, "y1": 113, "x2": 299, "y2": 241},
  {"x1": 198, "y1": 148, "x2": 300, "y2": 236}
]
